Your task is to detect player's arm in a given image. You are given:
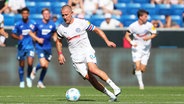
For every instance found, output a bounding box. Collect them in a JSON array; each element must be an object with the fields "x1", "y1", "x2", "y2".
[
  {"x1": 143, "y1": 26, "x2": 157, "y2": 41},
  {"x1": 143, "y1": 33, "x2": 157, "y2": 41},
  {"x1": 93, "y1": 27, "x2": 116, "y2": 48},
  {"x1": 56, "y1": 38, "x2": 65, "y2": 65},
  {"x1": 11, "y1": 33, "x2": 23, "y2": 40},
  {"x1": 0, "y1": 28, "x2": 8, "y2": 38},
  {"x1": 29, "y1": 31, "x2": 44, "y2": 44},
  {"x1": 125, "y1": 30, "x2": 137, "y2": 46},
  {"x1": 52, "y1": 32, "x2": 57, "y2": 42}
]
